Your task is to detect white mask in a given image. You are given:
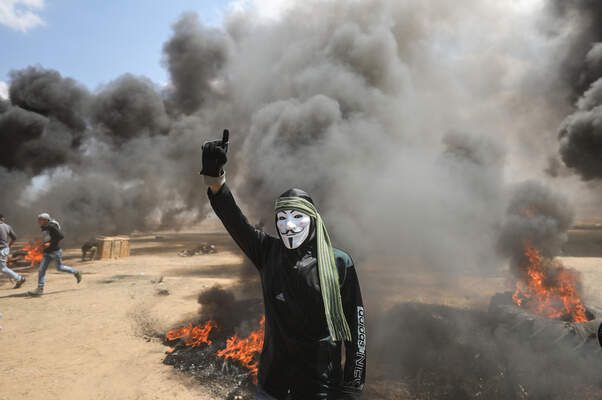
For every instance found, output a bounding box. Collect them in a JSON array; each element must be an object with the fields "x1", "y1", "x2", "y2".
[{"x1": 276, "y1": 209, "x2": 311, "y2": 249}]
